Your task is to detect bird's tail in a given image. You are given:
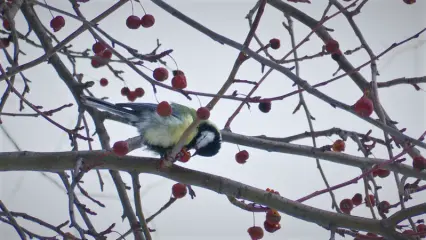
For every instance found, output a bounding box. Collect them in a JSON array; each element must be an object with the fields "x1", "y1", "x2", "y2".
[{"x1": 81, "y1": 96, "x2": 139, "y2": 122}]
